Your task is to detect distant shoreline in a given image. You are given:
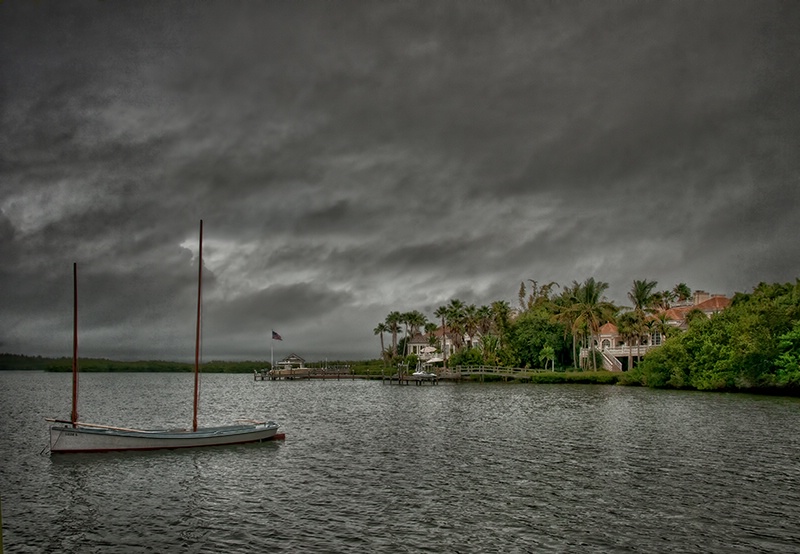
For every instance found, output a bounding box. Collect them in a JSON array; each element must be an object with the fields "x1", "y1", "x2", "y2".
[
  {"x1": 0, "y1": 353, "x2": 381, "y2": 374},
  {"x1": 0, "y1": 354, "x2": 266, "y2": 373}
]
